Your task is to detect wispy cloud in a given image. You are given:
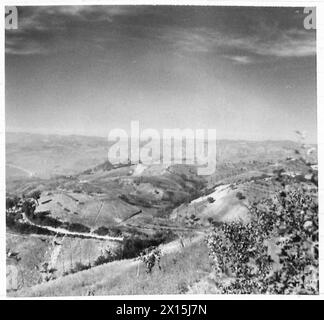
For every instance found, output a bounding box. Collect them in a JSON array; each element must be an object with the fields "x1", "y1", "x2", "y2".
[
  {"x1": 160, "y1": 26, "x2": 315, "y2": 63},
  {"x1": 224, "y1": 55, "x2": 253, "y2": 64},
  {"x1": 5, "y1": 6, "x2": 145, "y2": 54},
  {"x1": 5, "y1": 6, "x2": 316, "y2": 62},
  {"x1": 15, "y1": 5, "x2": 141, "y2": 30},
  {"x1": 5, "y1": 40, "x2": 48, "y2": 55}
]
